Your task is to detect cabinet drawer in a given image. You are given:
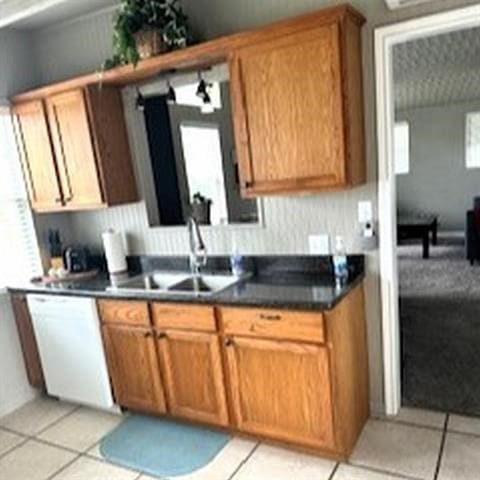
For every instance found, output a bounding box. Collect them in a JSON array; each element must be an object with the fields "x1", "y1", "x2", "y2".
[
  {"x1": 220, "y1": 307, "x2": 325, "y2": 343},
  {"x1": 98, "y1": 300, "x2": 150, "y2": 327},
  {"x1": 151, "y1": 303, "x2": 216, "y2": 332}
]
